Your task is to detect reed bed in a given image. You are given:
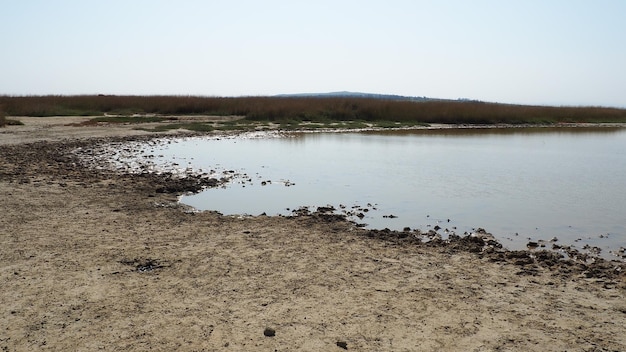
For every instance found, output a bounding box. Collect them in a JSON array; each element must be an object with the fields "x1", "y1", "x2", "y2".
[
  {"x1": 0, "y1": 105, "x2": 5, "y2": 127},
  {"x1": 1, "y1": 95, "x2": 625, "y2": 124}
]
